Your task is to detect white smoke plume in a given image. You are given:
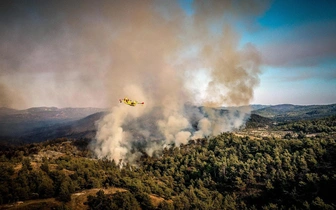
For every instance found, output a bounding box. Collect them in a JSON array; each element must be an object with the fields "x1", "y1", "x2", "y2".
[
  {"x1": 0, "y1": 0, "x2": 268, "y2": 163},
  {"x1": 91, "y1": 0, "x2": 267, "y2": 163}
]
